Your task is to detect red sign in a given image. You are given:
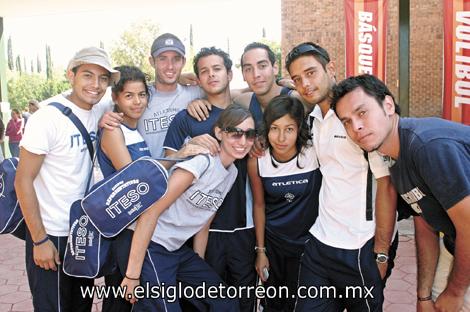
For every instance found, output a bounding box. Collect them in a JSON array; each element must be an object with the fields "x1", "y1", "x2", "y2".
[
  {"x1": 443, "y1": 0, "x2": 470, "y2": 125},
  {"x1": 344, "y1": 0, "x2": 387, "y2": 81}
]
